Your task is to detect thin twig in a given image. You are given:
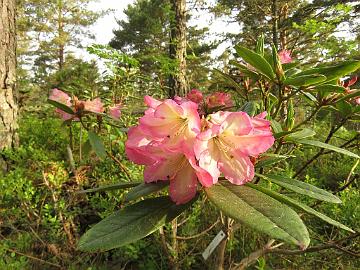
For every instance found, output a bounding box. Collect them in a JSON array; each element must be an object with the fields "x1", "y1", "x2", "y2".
[{"x1": 177, "y1": 219, "x2": 220, "y2": 240}]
